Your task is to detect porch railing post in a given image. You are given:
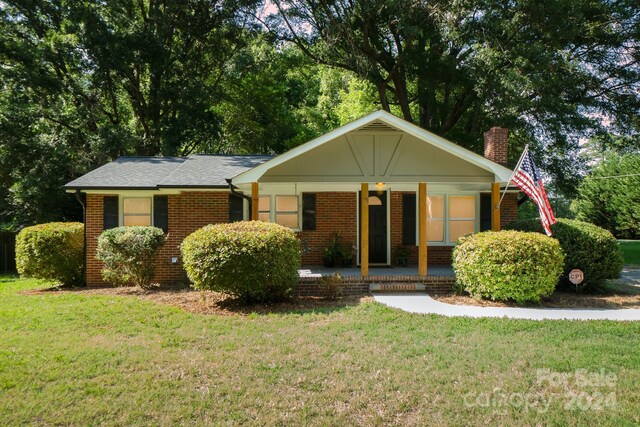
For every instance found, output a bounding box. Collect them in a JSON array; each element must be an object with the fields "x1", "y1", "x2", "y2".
[
  {"x1": 418, "y1": 182, "x2": 428, "y2": 276},
  {"x1": 251, "y1": 182, "x2": 259, "y2": 220},
  {"x1": 491, "y1": 182, "x2": 501, "y2": 231},
  {"x1": 360, "y1": 183, "x2": 369, "y2": 277}
]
